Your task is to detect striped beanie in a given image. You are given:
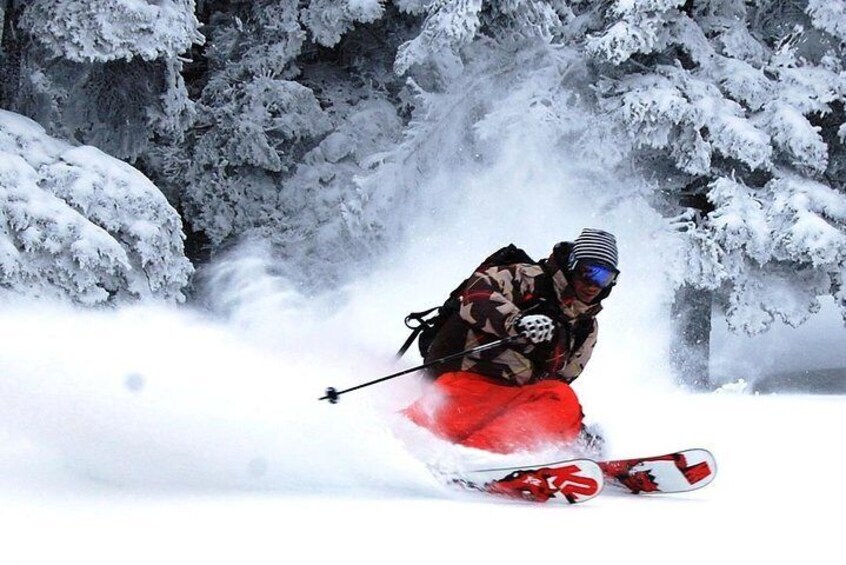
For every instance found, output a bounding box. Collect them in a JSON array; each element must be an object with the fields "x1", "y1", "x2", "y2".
[{"x1": 571, "y1": 228, "x2": 619, "y2": 271}]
